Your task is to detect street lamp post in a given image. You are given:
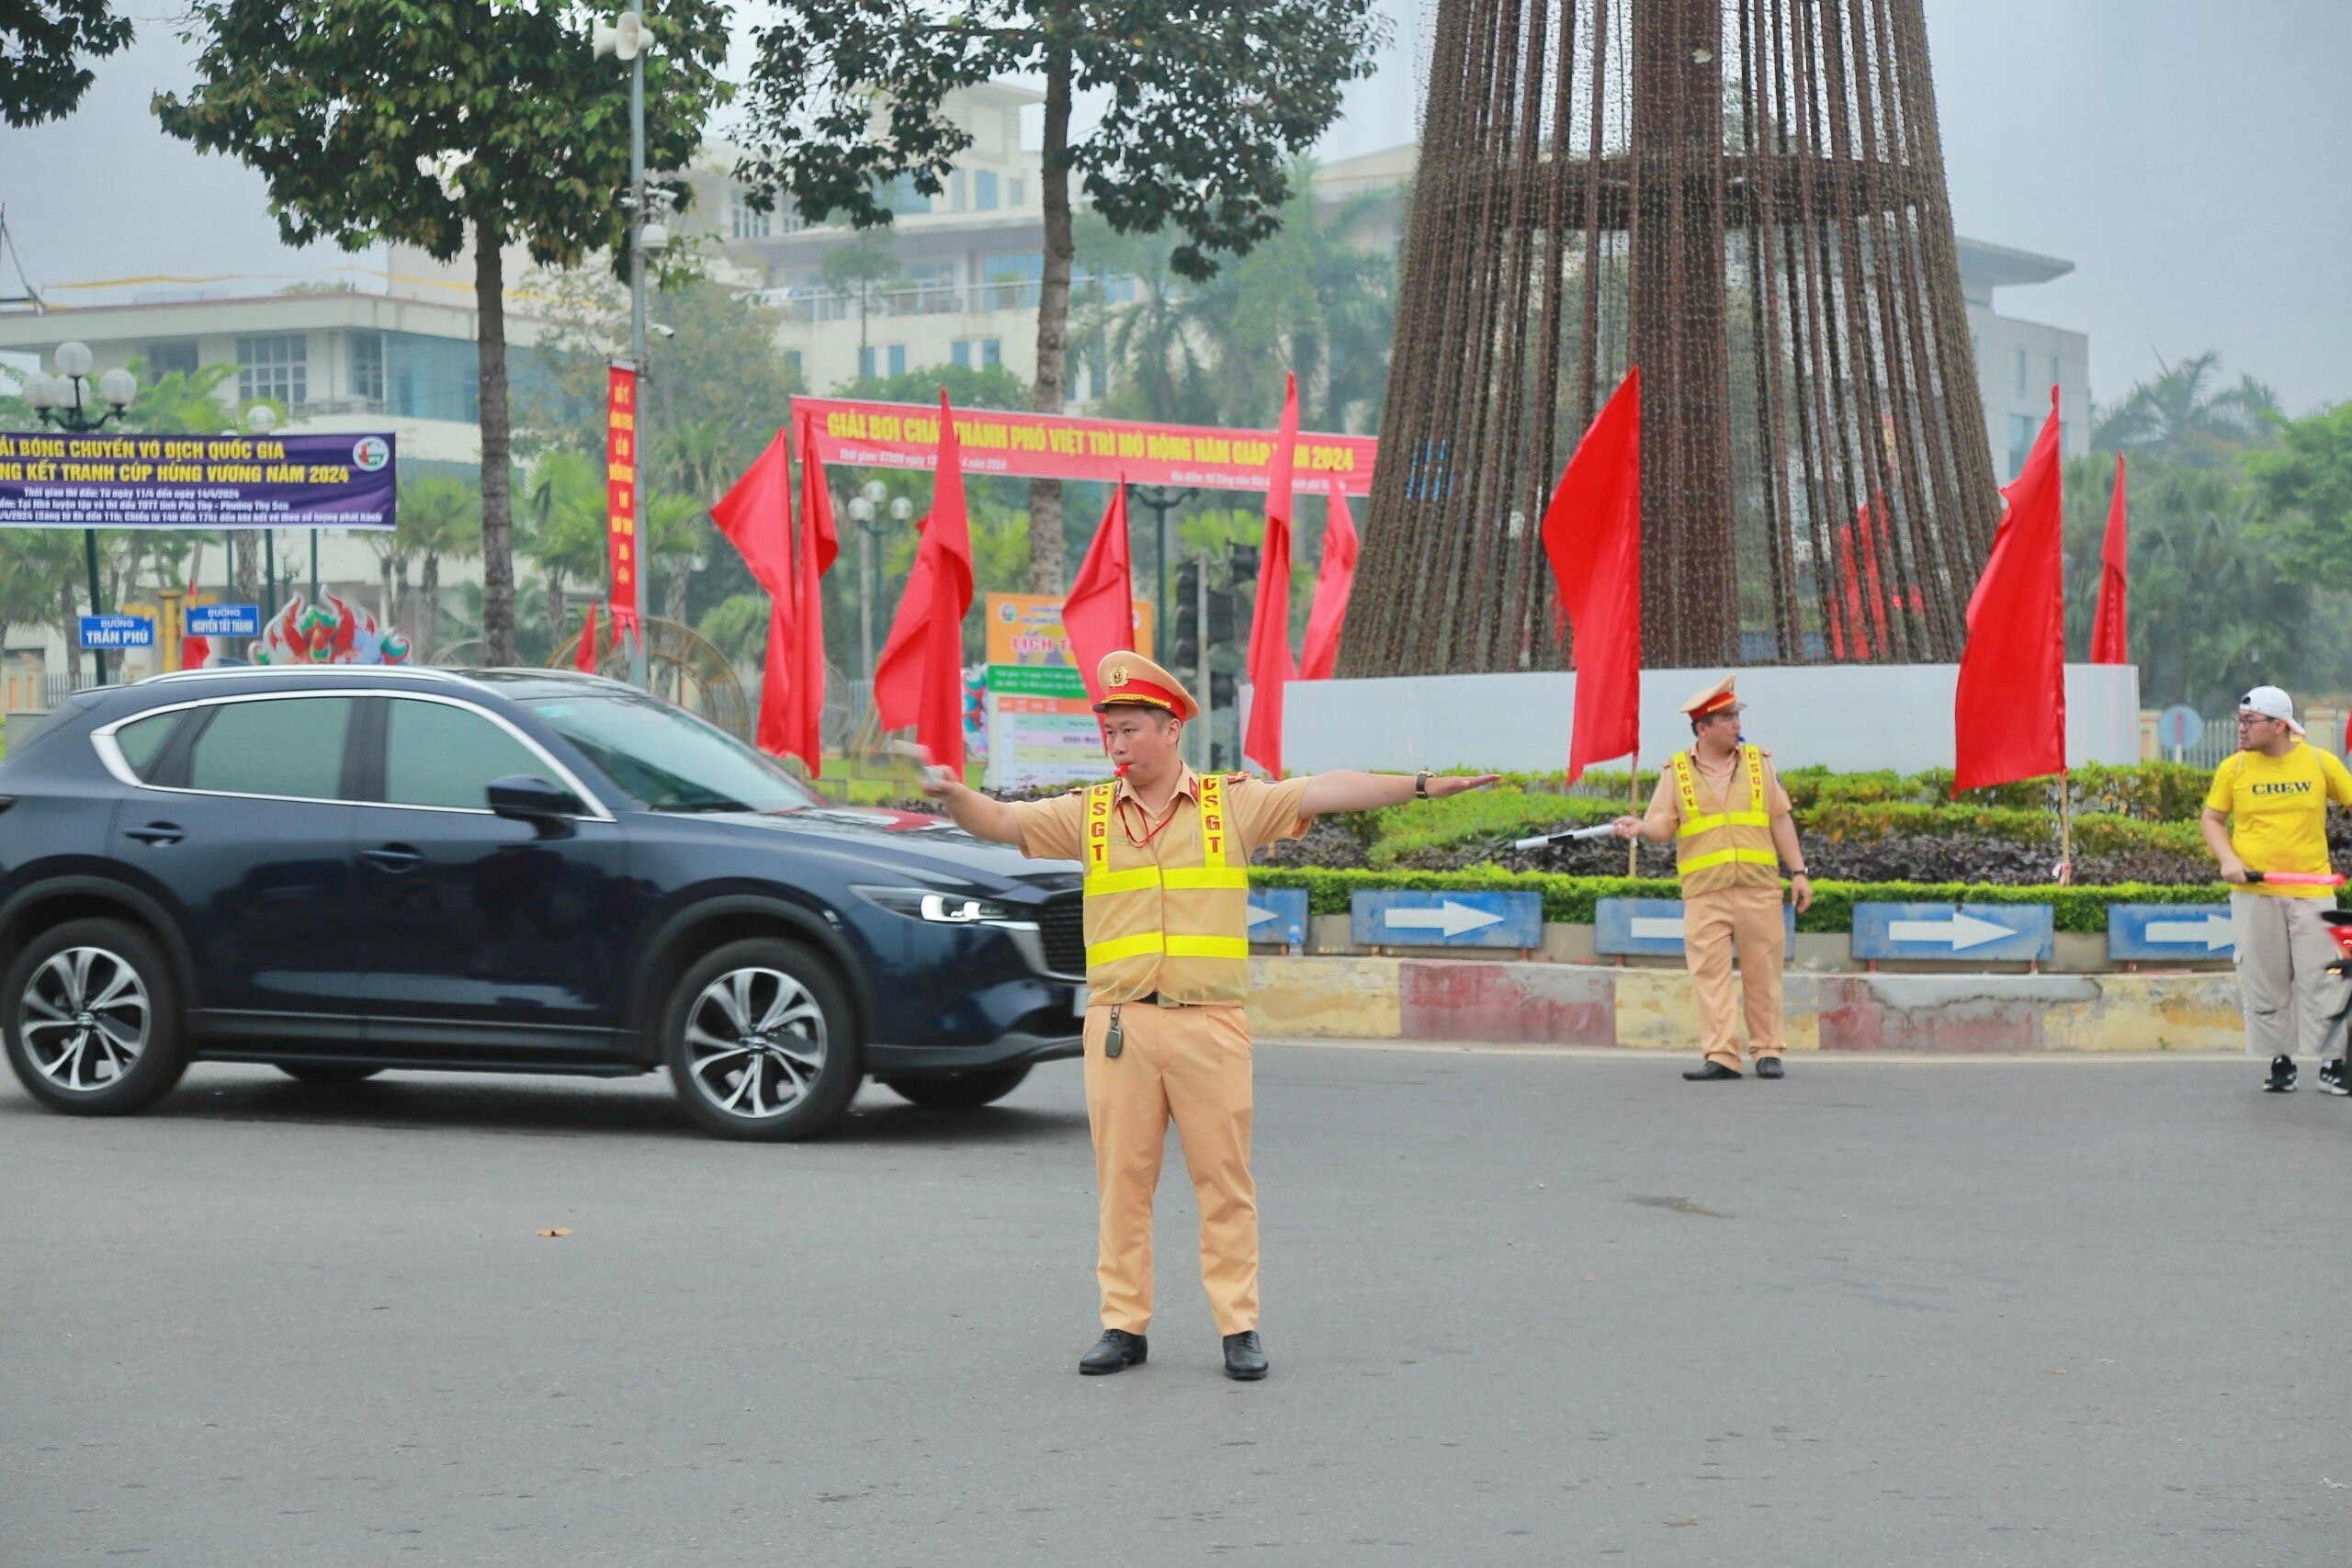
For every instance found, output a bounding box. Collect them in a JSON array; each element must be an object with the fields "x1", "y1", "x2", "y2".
[
  {"x1": 845, "y1": 479, "x2": 913, "y2": 732},
  {"x1": 24, "y1": 341, "x2": 137, "y2": 685},
  {"x1": 594, "y1": 5, "x2": 662, "y2": 692}
]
